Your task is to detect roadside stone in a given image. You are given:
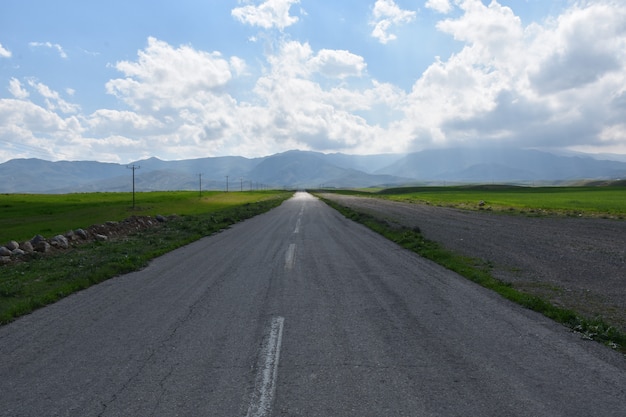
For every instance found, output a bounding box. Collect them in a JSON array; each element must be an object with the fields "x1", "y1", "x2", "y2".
[
  {"x1": 0, "y1": 246, "x2": 11, "y2": 256},
  {"x1": 50, "y1": 235, "x2": 69, "y2": 249},
  {"x1": 0, "y1": 256, "x2": 10, "y2": 264},
  {"x1": 11, "y1": 248, "x2": 25, "y2": 257},
  {"x1": 20, "y1": 241, "x2": 34, "y2": 253},
  {"x1": 6, "y1": 241, "x2": 19, "y2": 251},
  {"x1": 30, "y1": 234, "x2": 46, "y2": 246},
  {"x1": 34, "y1": 241, "x2": 50, "y2": 253},
  {"x1": 156, "y1": 214, "x2": 167, "y2": 223},
  {"x1": 95, "y1": 234, "x2": 108, "y2": 242},
  {"x1": 75, "y1": 228, "x2": 88, "y2": 240}
]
